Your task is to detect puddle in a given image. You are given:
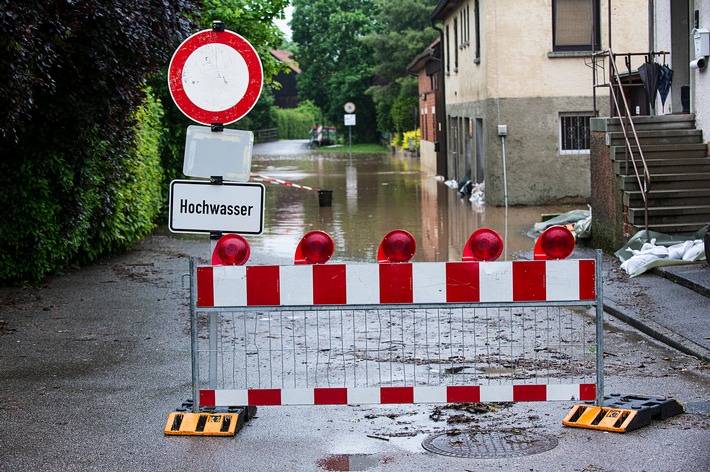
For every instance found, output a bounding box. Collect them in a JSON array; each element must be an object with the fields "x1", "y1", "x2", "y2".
[{"x1": 316, "y1": 453, "x2": 392, "y2": 471}]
